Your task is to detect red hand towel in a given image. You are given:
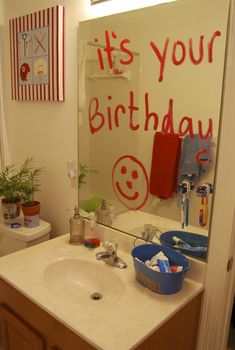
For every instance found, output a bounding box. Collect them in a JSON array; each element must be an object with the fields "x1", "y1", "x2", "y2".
[{"x1": 150, "y1": 132, "x2": 181, "y2": 199}]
